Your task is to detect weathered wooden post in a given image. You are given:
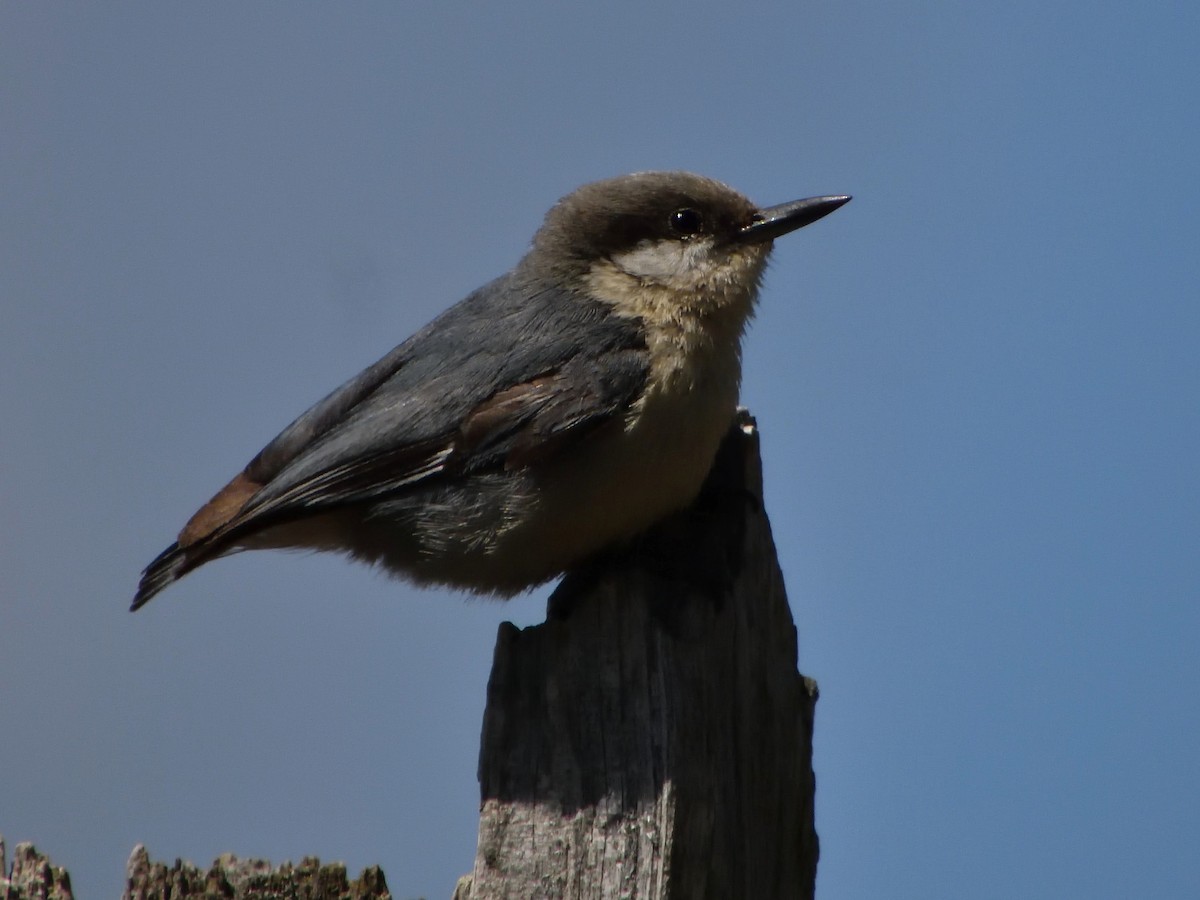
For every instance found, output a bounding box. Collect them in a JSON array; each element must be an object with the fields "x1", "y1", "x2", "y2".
[{"x1": 457, "y1": 412, "x2": 819, "y2": 900}]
